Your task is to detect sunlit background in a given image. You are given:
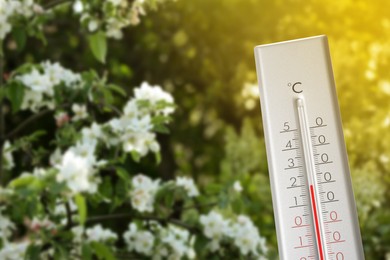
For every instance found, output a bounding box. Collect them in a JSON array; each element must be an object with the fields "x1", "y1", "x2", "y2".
[{"x1": 7, "y1": 0, "x2": 390, "y2": 258}]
